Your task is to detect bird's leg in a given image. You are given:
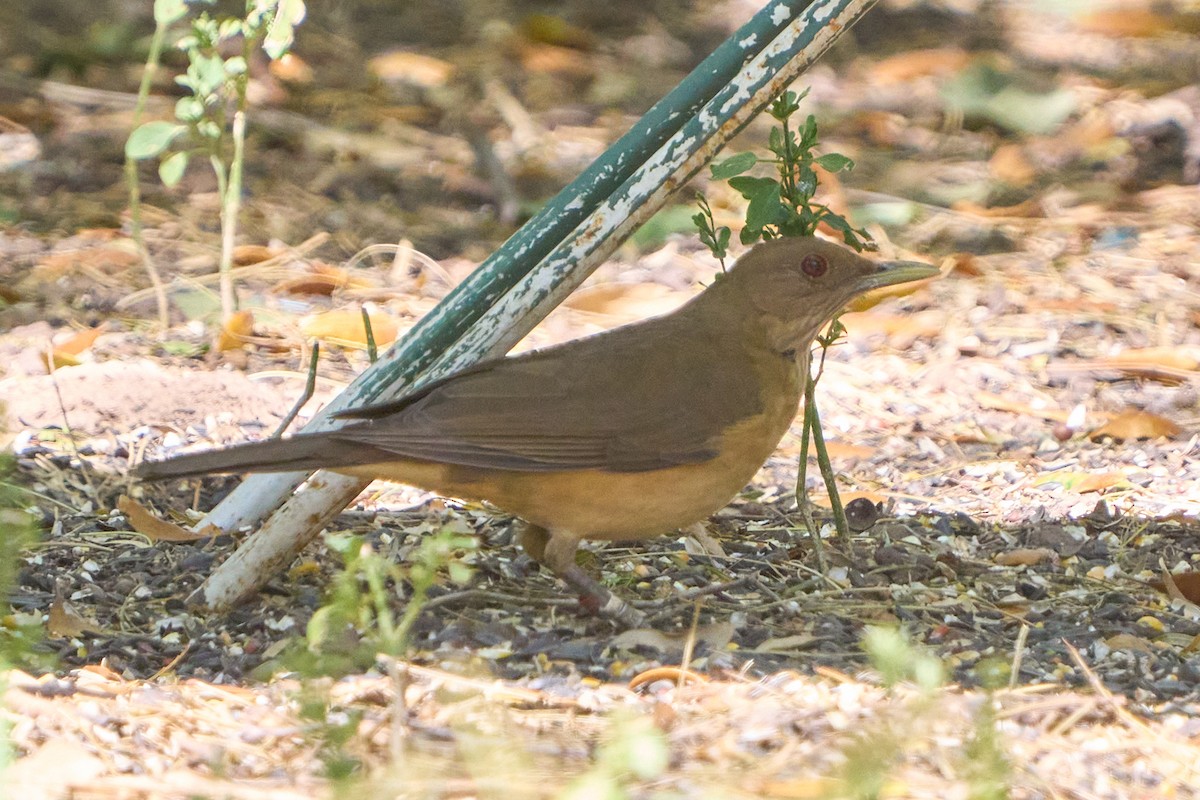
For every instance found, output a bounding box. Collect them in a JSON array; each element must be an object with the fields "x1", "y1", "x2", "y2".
[{"x1": 516, "y1": 522, "x2": 646, "y2": 628}]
